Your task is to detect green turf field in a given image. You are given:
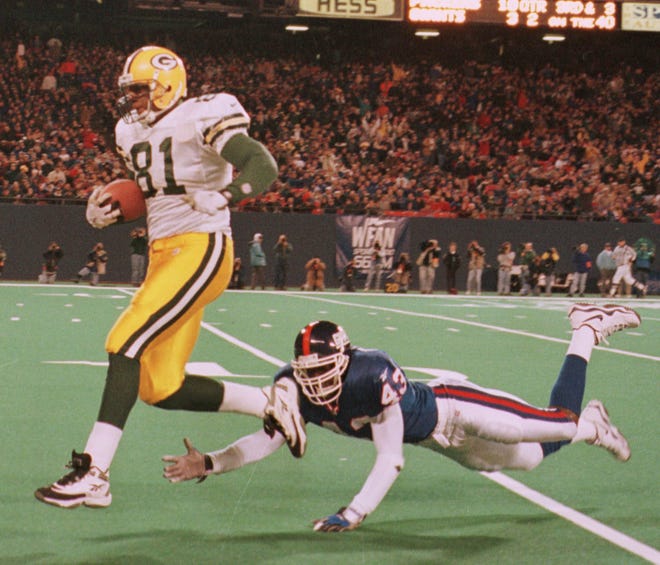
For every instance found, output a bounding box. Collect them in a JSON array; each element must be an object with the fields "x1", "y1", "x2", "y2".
[{"x1": 1, "y1": 283, "x2": 658, "y2": 564}]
